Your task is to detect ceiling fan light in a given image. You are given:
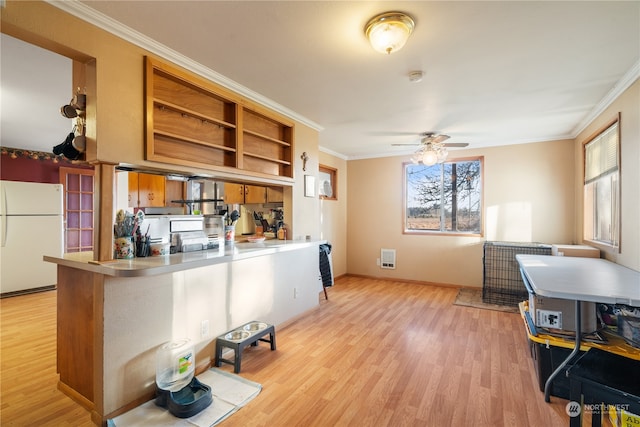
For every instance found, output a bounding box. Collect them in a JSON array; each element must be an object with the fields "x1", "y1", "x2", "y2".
[
  {"x1": 422, "y1": 149, "x2": 439, "y2": 166},
  {"x1": 365, "y1": 12, "x2": 415, "y2": 54}
]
